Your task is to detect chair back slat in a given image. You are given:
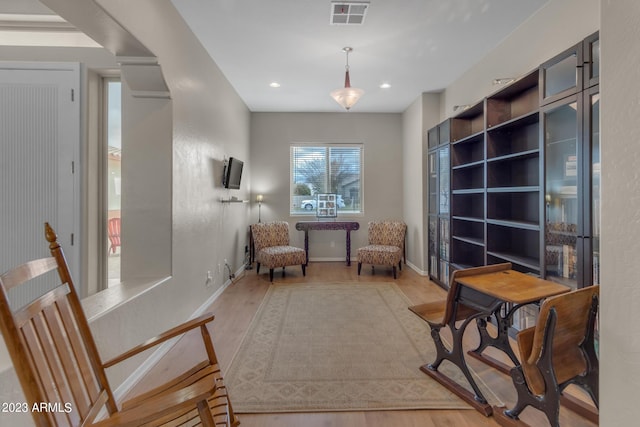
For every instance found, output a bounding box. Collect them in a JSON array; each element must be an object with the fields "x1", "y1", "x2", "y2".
[
  {"x1": 32, "y1": 311, "x2": 82, "y2": 426},
  {"x1": 20, "y1": 319, "x2": 70, "y2": 425},
  {"x1": 0, "y1": 257, "x2": 58, "y2": 291},
  {"x1": 0, "y1": 223, "x2": 116, "y2": 426},
  {"x1": 42, "y1": 303, "x2": 93, "y2": 418},
  {"x1": 54, "y1": 296, "x2": 103, "y2": 405}
]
